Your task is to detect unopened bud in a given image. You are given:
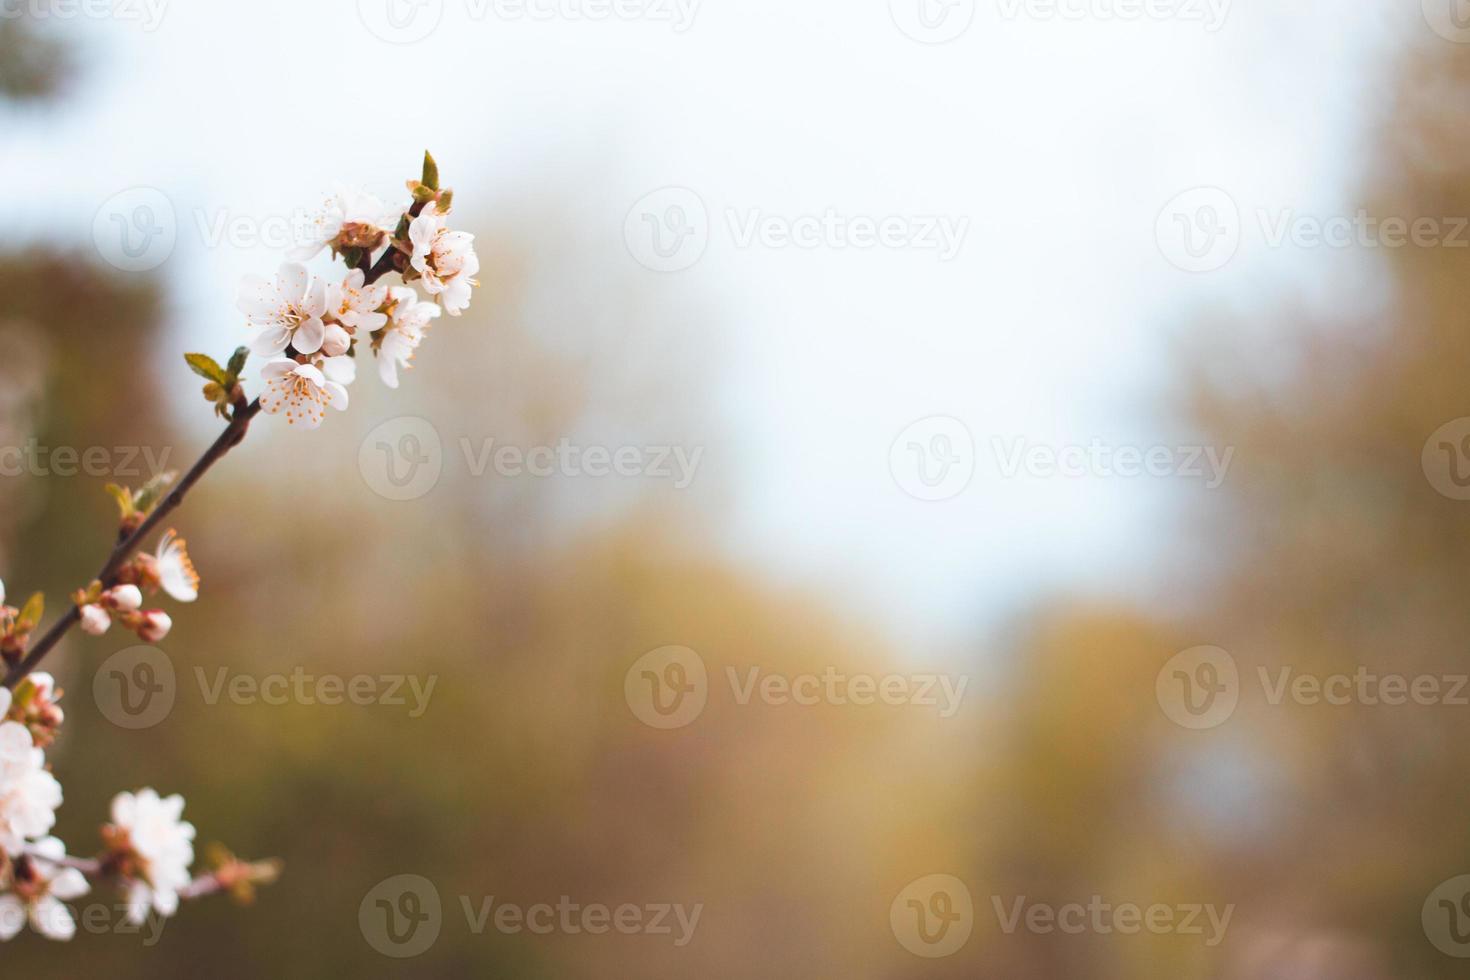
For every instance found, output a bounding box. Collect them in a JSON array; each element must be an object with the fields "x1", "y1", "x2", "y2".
[
  {"x1": 136, "y1": 610, "x2": 172, "y2": 643},
  {"x1": 106, "y1": 585, "x2": 143, "y2": 611},
  {"x1": 80, "y1": 604, "x2": 112, "y2": 636}
]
